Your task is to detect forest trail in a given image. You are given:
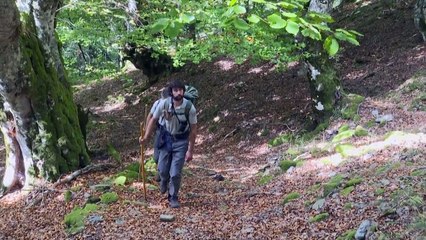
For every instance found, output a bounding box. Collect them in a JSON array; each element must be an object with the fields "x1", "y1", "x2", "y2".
[{"x1": 0, "y1": 0, "x2": 425, "y2": 239}]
